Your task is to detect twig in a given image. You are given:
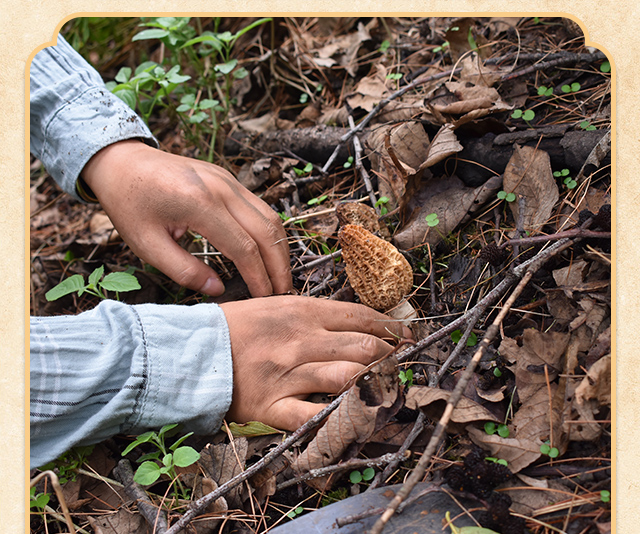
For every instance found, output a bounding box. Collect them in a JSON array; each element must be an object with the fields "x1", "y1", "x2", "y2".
[
  {"x1": 349, "y1": 115, "x2": 378, "y2": 210},
  {"x1": 276, "y1": 452, "x2": 405, "y2": 491},
  {"x1": 113, "y1": 459, "x2": 169, "y2": 534},
  {"x1": 291, "y1": 249, "x2": 342, "y2": 273},
  {"x1": 500, "y1": 51, "x2": 606, "y2": 82},
  {"x1": 164, "y1": 391, "x2": 349, "y2": 534},
  {"x1": 30, "y1": 470, "x2": 76, "y2": 534},
  {"x1": 503, "y1": 229, "x2": 610, "y2": 248}
]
